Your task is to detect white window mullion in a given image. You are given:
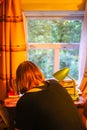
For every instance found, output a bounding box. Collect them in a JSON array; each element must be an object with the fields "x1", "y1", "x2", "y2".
[{"x1": 54, "y1": 48, "x2": 60, "y2": 72}]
